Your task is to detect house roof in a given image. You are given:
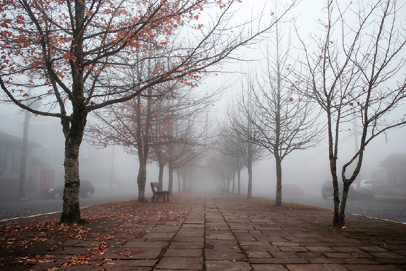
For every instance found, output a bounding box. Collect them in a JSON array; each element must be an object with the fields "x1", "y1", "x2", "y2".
[
  {"x1": 0, "y1": 131, "x2": 42, "y2": 148},
  {"x1": 377, "y1": 153, "x2": 406, "y2": 168}
]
